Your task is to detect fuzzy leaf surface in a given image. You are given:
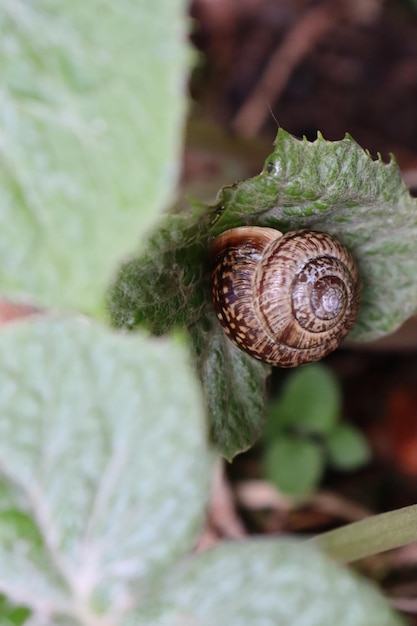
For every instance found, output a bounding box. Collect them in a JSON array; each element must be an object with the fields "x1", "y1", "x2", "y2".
[
  {"x1": 109, "y1": 130, "x2": 417, "y2": 458},
  {"x1": 195, "y1": 314, "x2": 269, "y2": 460},
  {"x1": 129, "y1": 540, "x2": 404, "y2": 626},
  {"x1": 0, "y1": 317, "x2": 210, "y2": 623},
  {"x1": 109, "y1": 210, "x2": 270, "y2": 459},
  {"x1": 0, "y1": 0, "x2": 189, "y2": 315}
]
